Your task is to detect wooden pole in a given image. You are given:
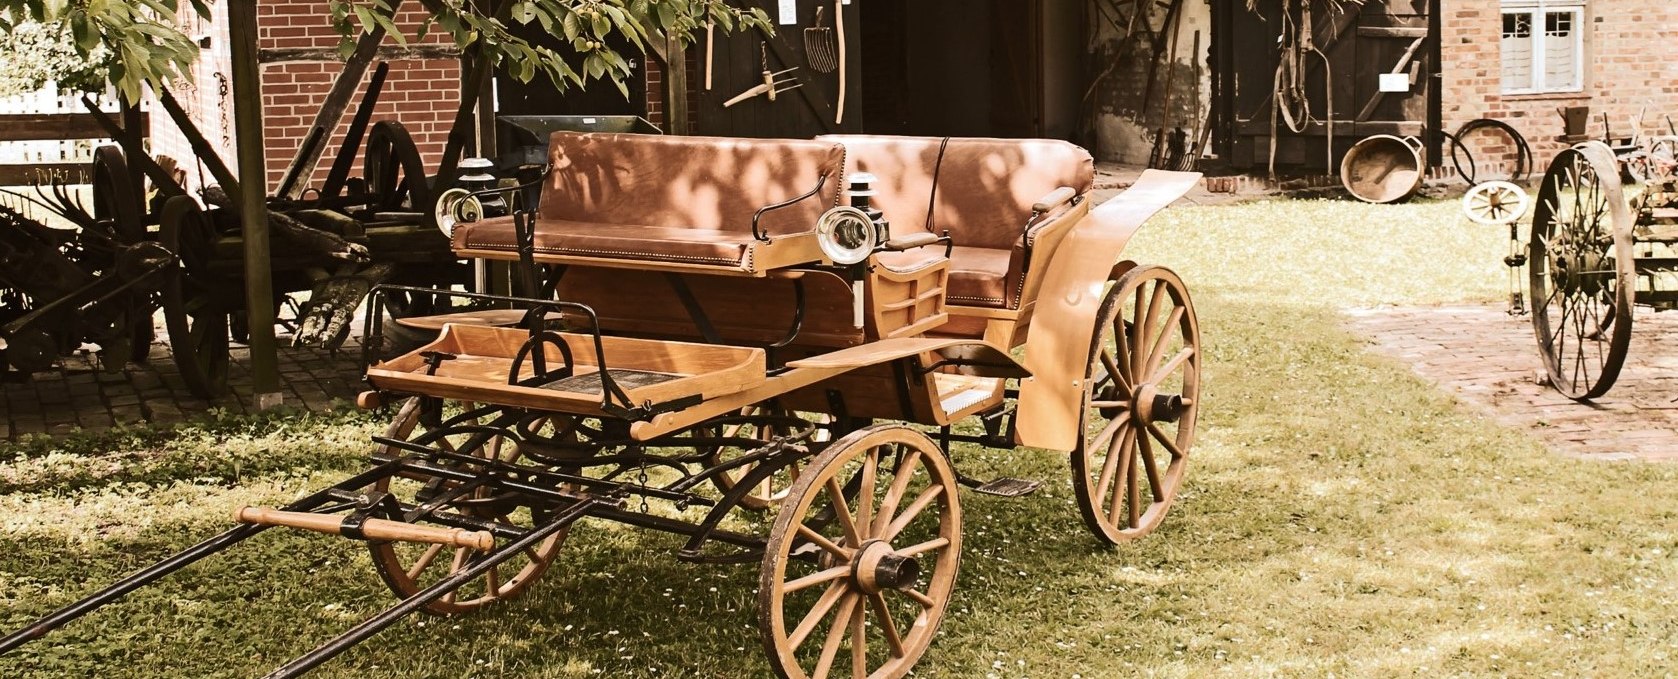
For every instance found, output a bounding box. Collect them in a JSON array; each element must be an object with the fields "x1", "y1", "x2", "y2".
[
  {"x1": 664, "y1": 33, "x2": 690, "y2": 135},
  {"x1": 228, "y1": 0, "x2": 282, "y2": 408}
]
